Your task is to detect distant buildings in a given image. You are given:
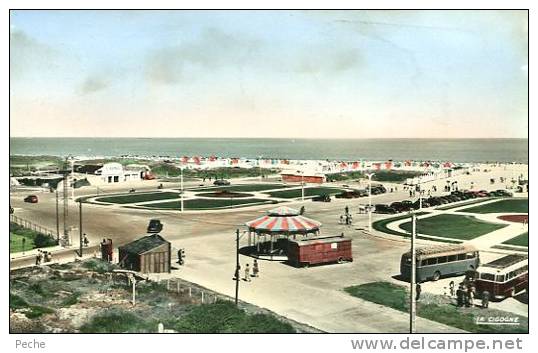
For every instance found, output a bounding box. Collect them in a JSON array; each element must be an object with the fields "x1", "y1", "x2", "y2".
[{"x1": 93, "y1": 162, "x2": 150, "y2": 184}]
